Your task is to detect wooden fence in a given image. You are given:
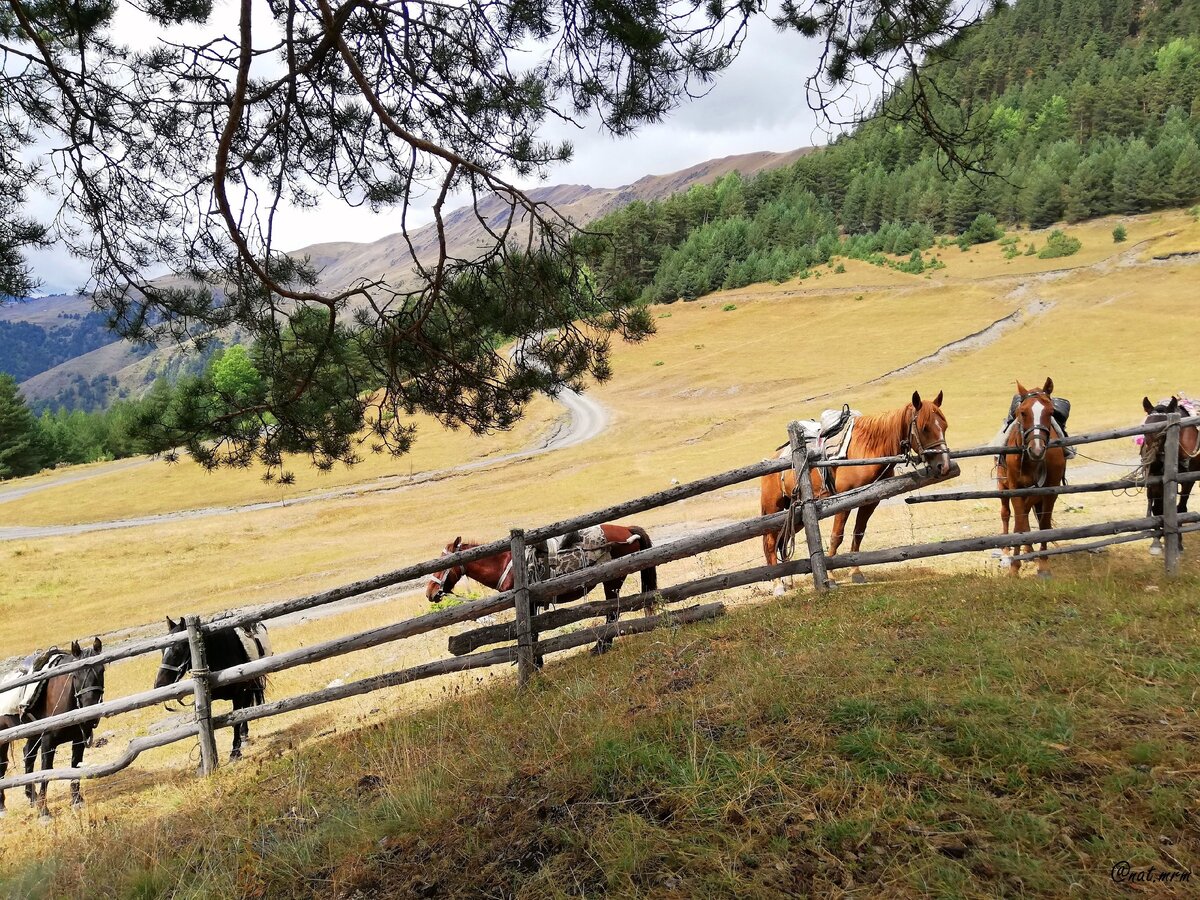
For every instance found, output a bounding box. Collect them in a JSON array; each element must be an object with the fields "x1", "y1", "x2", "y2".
[{"x1": 0, "y1": 412, "x2": 1194, "y2": 796}]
